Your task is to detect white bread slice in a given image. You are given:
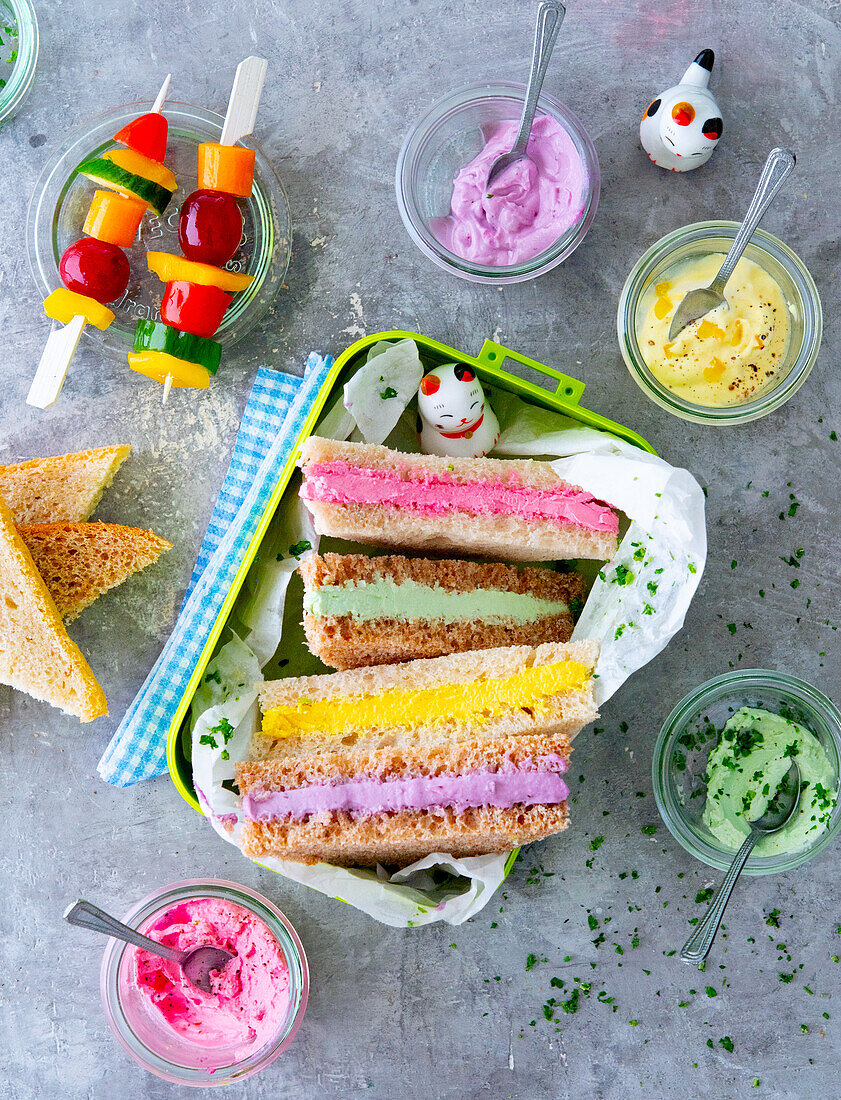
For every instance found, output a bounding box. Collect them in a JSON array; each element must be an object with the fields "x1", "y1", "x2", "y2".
[
  {"x1": 0, "y1": 446, "x2": 131, "y2": 524},
  {"x1": 303, "y1": 500, "x2": 617, "y2": 561},
  {"x1": 238, "y1": 734, "x2": 571, "y2": 867},
  {"x1": 0, "y1": 497, "x2": 107, "y2": 722},
  {"x1": 297, "y1": 437, "x2": 618, "y2": 561},
  {"x1": 19, "y1": 522, "x2": 172, "y2": 622},
  {"x1": 252, "y1": 640, "x2": 598, "y2": 760}
]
